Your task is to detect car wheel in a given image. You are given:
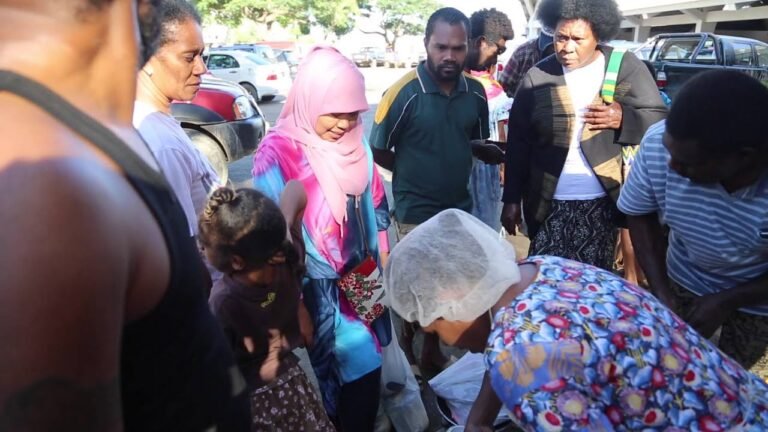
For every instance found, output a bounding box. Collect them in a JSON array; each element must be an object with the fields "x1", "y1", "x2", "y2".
[
  {"x1": 186, "y1": 129, "x2": 229, "y2": 184},
  {"x1": 261, "y1": 95, "x2": 276, "y2": 102},
  {"x1": 241, "y1": 83, "x2": 259, "y2": 103}
]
